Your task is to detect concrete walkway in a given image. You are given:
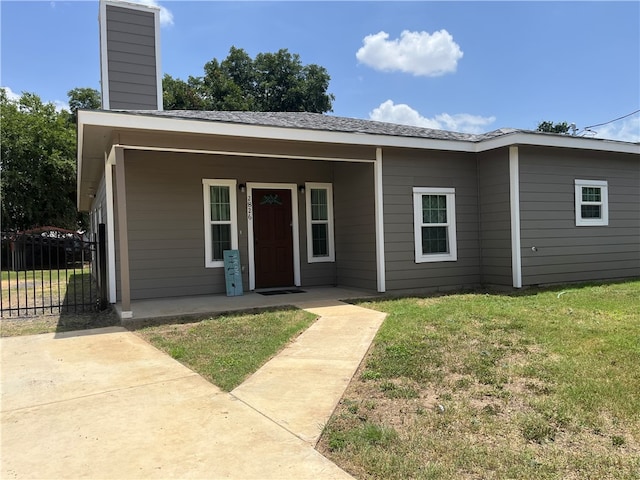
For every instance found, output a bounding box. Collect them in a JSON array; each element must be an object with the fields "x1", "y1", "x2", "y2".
[{"x1": 1, "y1": 300, "x2": 385, "y2": 479}]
